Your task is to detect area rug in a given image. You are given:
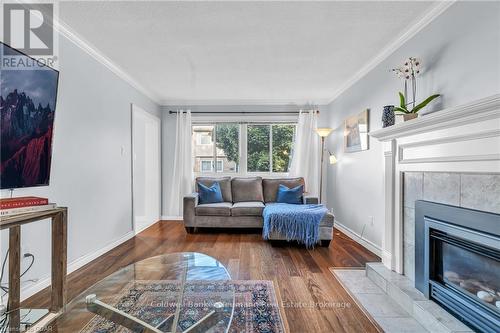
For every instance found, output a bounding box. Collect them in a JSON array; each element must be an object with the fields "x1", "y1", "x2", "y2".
[{"x1": 80, "y1": 280, "x2": 285, "y2": 333}]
